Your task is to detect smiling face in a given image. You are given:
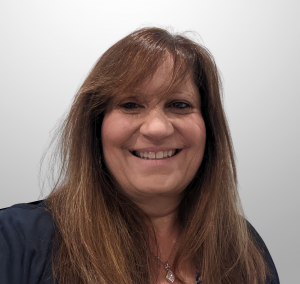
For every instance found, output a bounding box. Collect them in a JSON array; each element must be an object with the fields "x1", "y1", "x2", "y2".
[{"x1": 101, "y1": 57, "x2": 206, "y2": 206}]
